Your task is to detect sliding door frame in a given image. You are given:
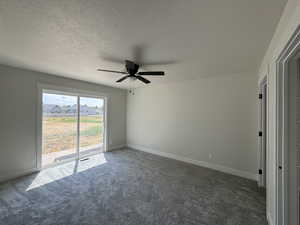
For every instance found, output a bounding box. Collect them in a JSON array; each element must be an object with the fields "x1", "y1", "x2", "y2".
[{"x1": 36, "y1": 83, "x2": 108, "y2": 170}]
